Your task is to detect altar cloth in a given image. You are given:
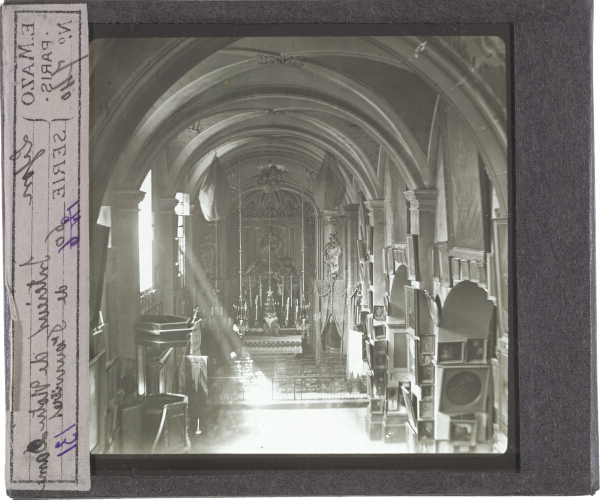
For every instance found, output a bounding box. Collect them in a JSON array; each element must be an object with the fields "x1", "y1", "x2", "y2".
[{"x1": 243, "y1": 335, "x2": 302, "y2": 355}]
